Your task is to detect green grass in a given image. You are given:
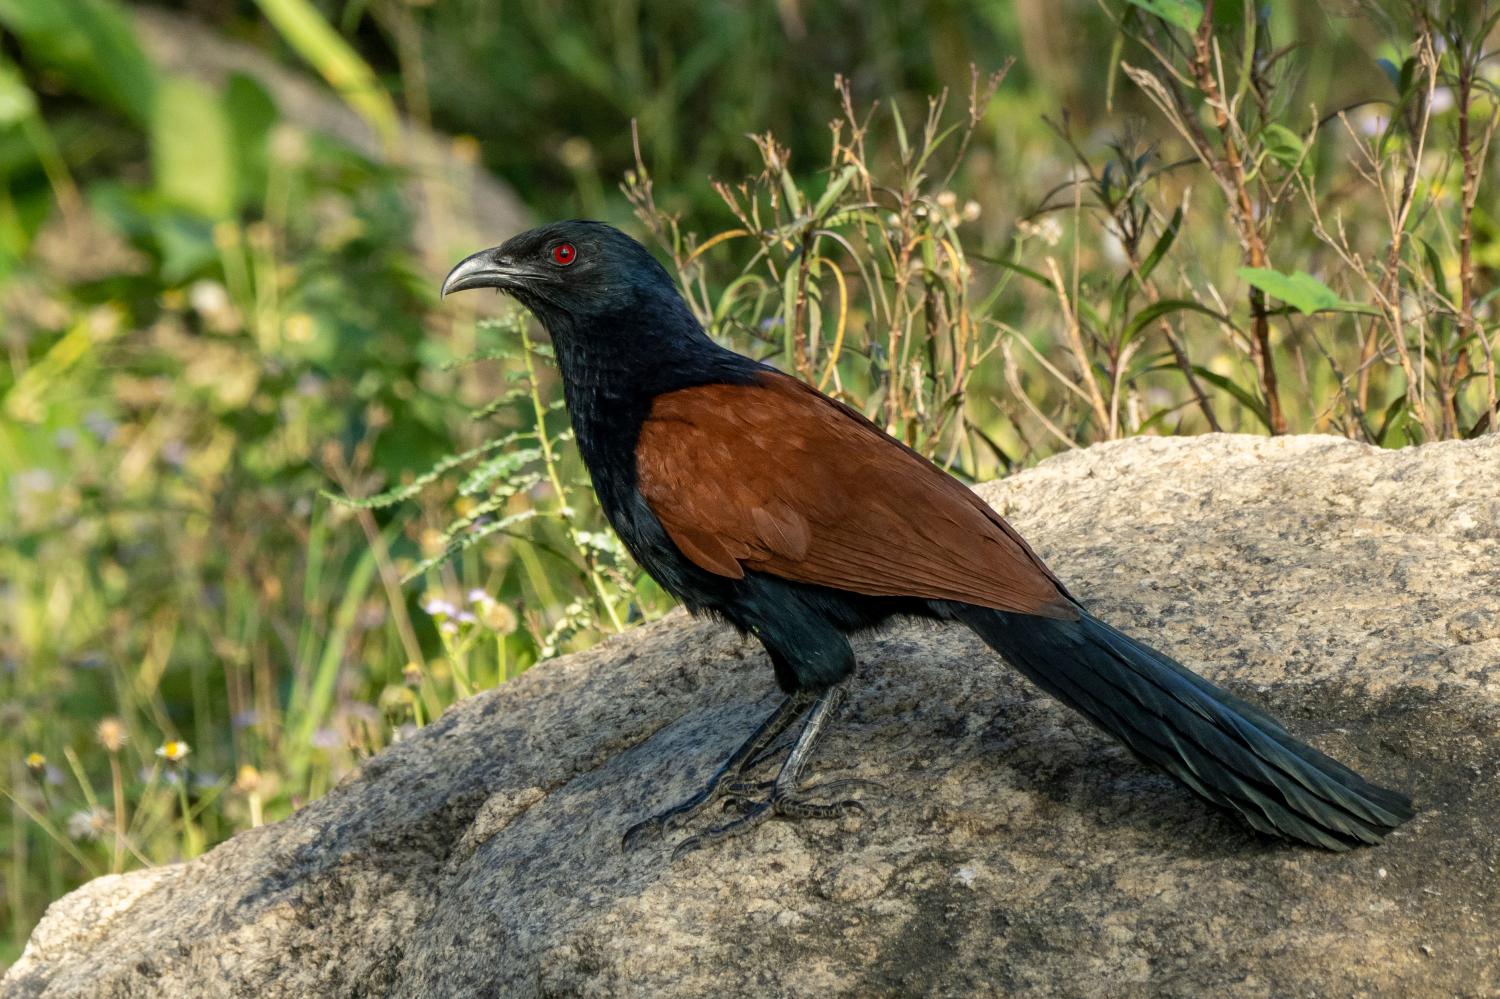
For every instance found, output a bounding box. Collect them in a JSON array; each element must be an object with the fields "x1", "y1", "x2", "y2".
[{"x1": 1, "y1": 0, "x2": 1496, "y2": 962}]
